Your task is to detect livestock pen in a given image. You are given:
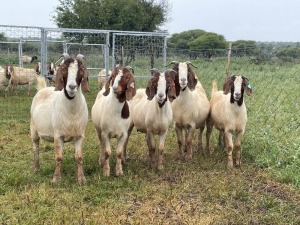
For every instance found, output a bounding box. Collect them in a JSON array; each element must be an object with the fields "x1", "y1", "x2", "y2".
[{"x1": 0, "y1": 25, "x2": 300, "y2": 224}]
